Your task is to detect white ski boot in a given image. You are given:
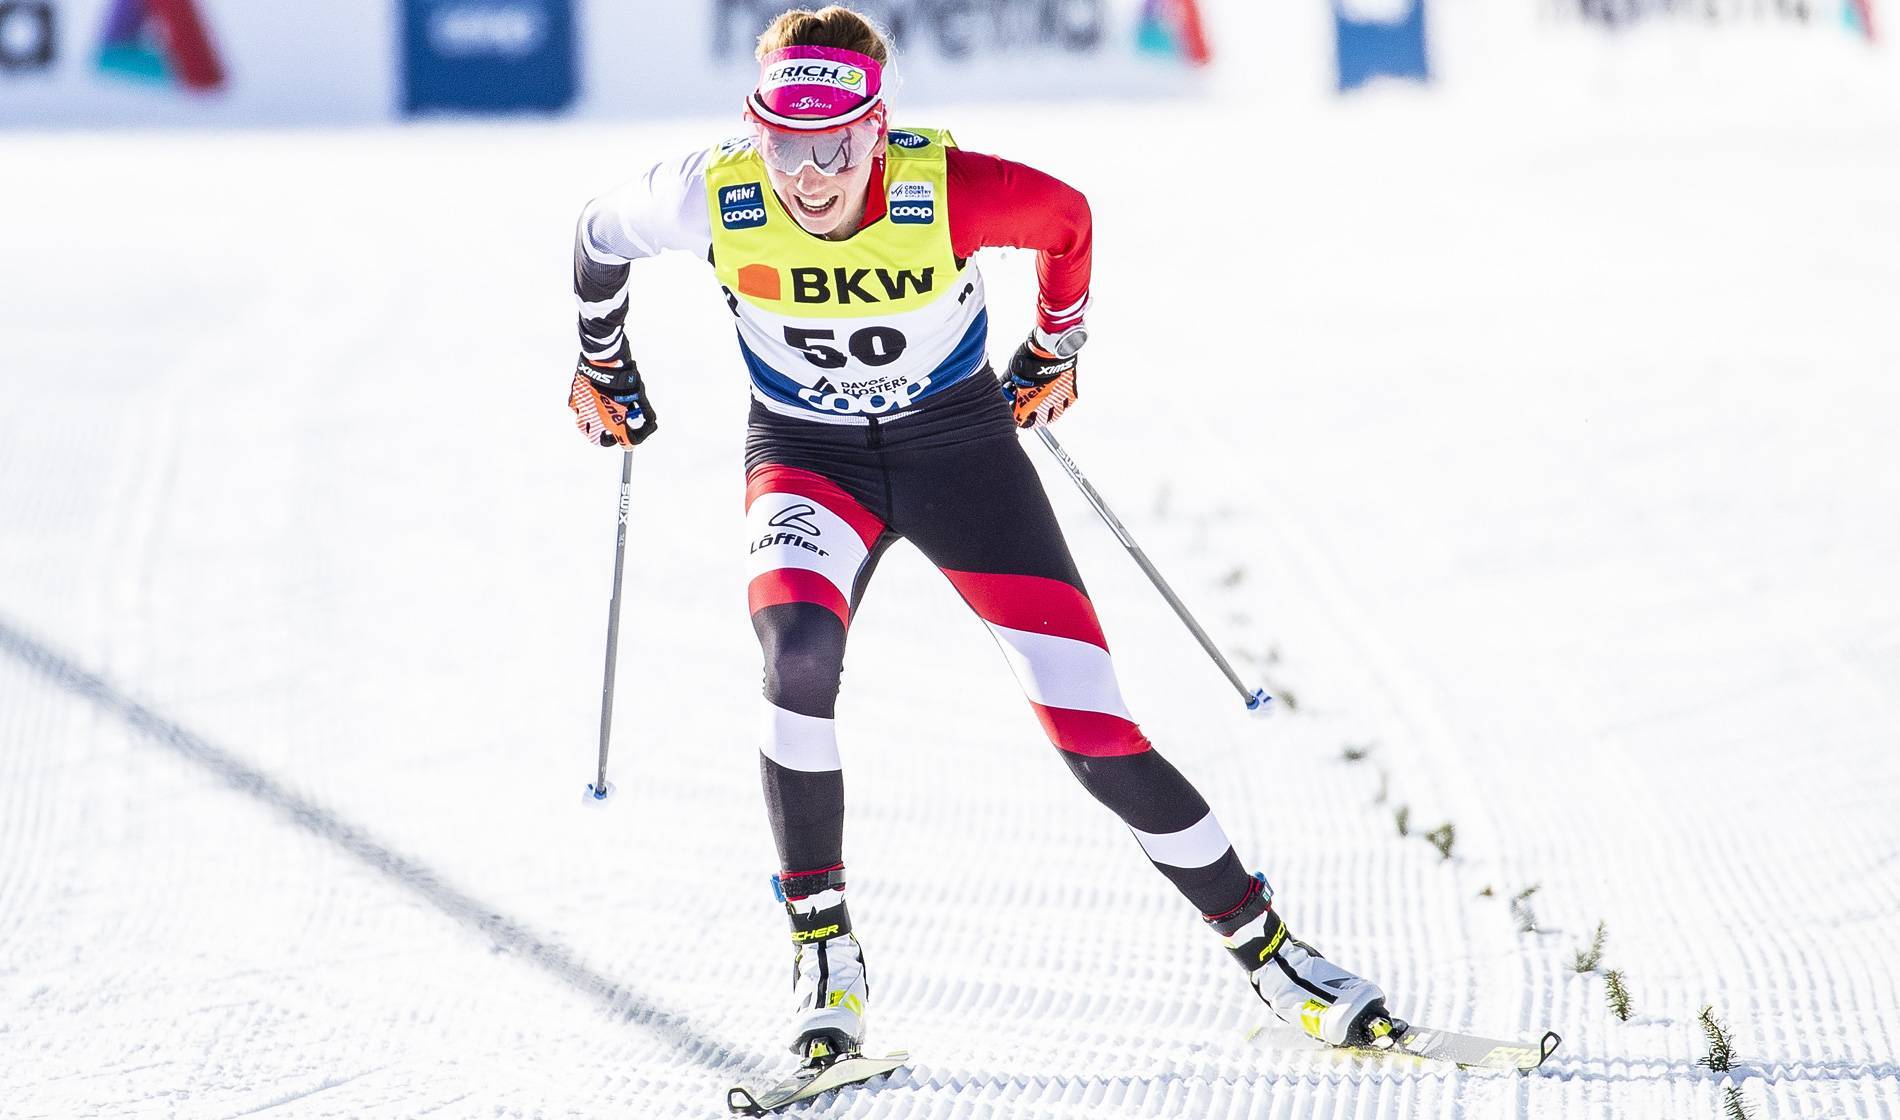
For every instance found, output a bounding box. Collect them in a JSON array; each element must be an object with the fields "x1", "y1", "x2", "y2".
[
  {"x1": 1209, "y1": 874, "x2": 1399, "y2": 1048},
  {"x1": 777, "y1": 869, "x2": 869, "y2": 1063}
]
